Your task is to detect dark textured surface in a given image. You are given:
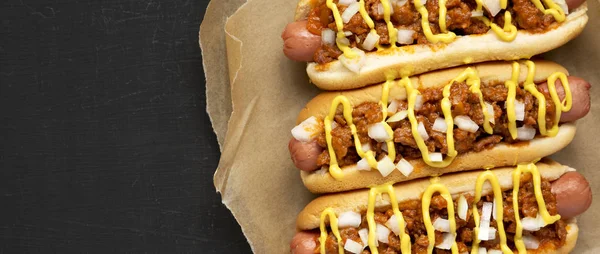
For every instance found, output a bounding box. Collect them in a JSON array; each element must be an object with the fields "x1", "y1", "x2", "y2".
[{"x1": 0, "y1": 0, "x2": 251, "y2": 252}]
